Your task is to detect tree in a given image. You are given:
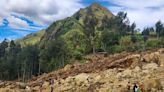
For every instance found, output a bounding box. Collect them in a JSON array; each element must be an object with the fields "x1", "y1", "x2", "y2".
[
  {"x1": 101, "y1": 30, "x2": 120, "y2": 51},
  {"x1": 39, "y1": 38, "x2": 70, "y2": 73},
  {"x1": 155, "y1": 20, "x2": 163, "y2": 39},
  {"x1": 111, "y1": 12, "x2": 130, "y2": 36},
  {"x1": 18, "y1": 45, "x2": 39, "y2": 81},
  {"x1": 130, "y1": 23, "x2": 136, "y2": 35},
  {"x1": 100, "y1": 12, "x2": 132, "y2": 52},
  {"x1": 0, "y1": 39, "x2": 8, "y2": 58},
  {"x1": 142, "y1": 28, "x2": 150, "y2": 42},
  {"x1": 129, "y1": 23, "x2": 137, "y2": 43},
  {"x1": 84, "y1": 9, "x2": 98, "y2": 54}
]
